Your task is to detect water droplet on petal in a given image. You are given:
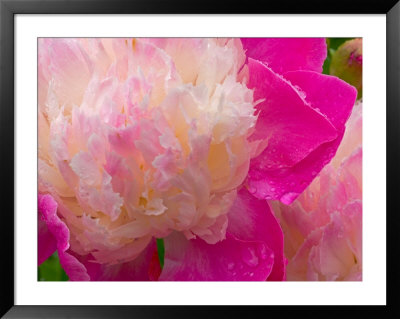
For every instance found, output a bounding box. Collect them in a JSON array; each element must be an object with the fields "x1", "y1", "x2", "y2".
[
  {"x1": 227, "y1": 262, "x2": 235, "y2": 271},
  {"x1": 257, "y1": 243, "x2": 268, "y2": 260},
  {"x1": 248, "y1": 186, "x2": 257, "y2": 194},
  {"x1": 242, "y1": 247, "x2": 259, "y2": 267},
  {"x1": 280, "y1": 192, "x2": 299, "y2": 204}
]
